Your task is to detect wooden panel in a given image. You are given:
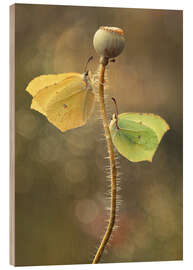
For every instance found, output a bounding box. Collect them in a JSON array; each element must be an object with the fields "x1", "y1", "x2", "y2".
[{"x1": 10, "y1": 4, "x2": 15, "y2": 266}]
